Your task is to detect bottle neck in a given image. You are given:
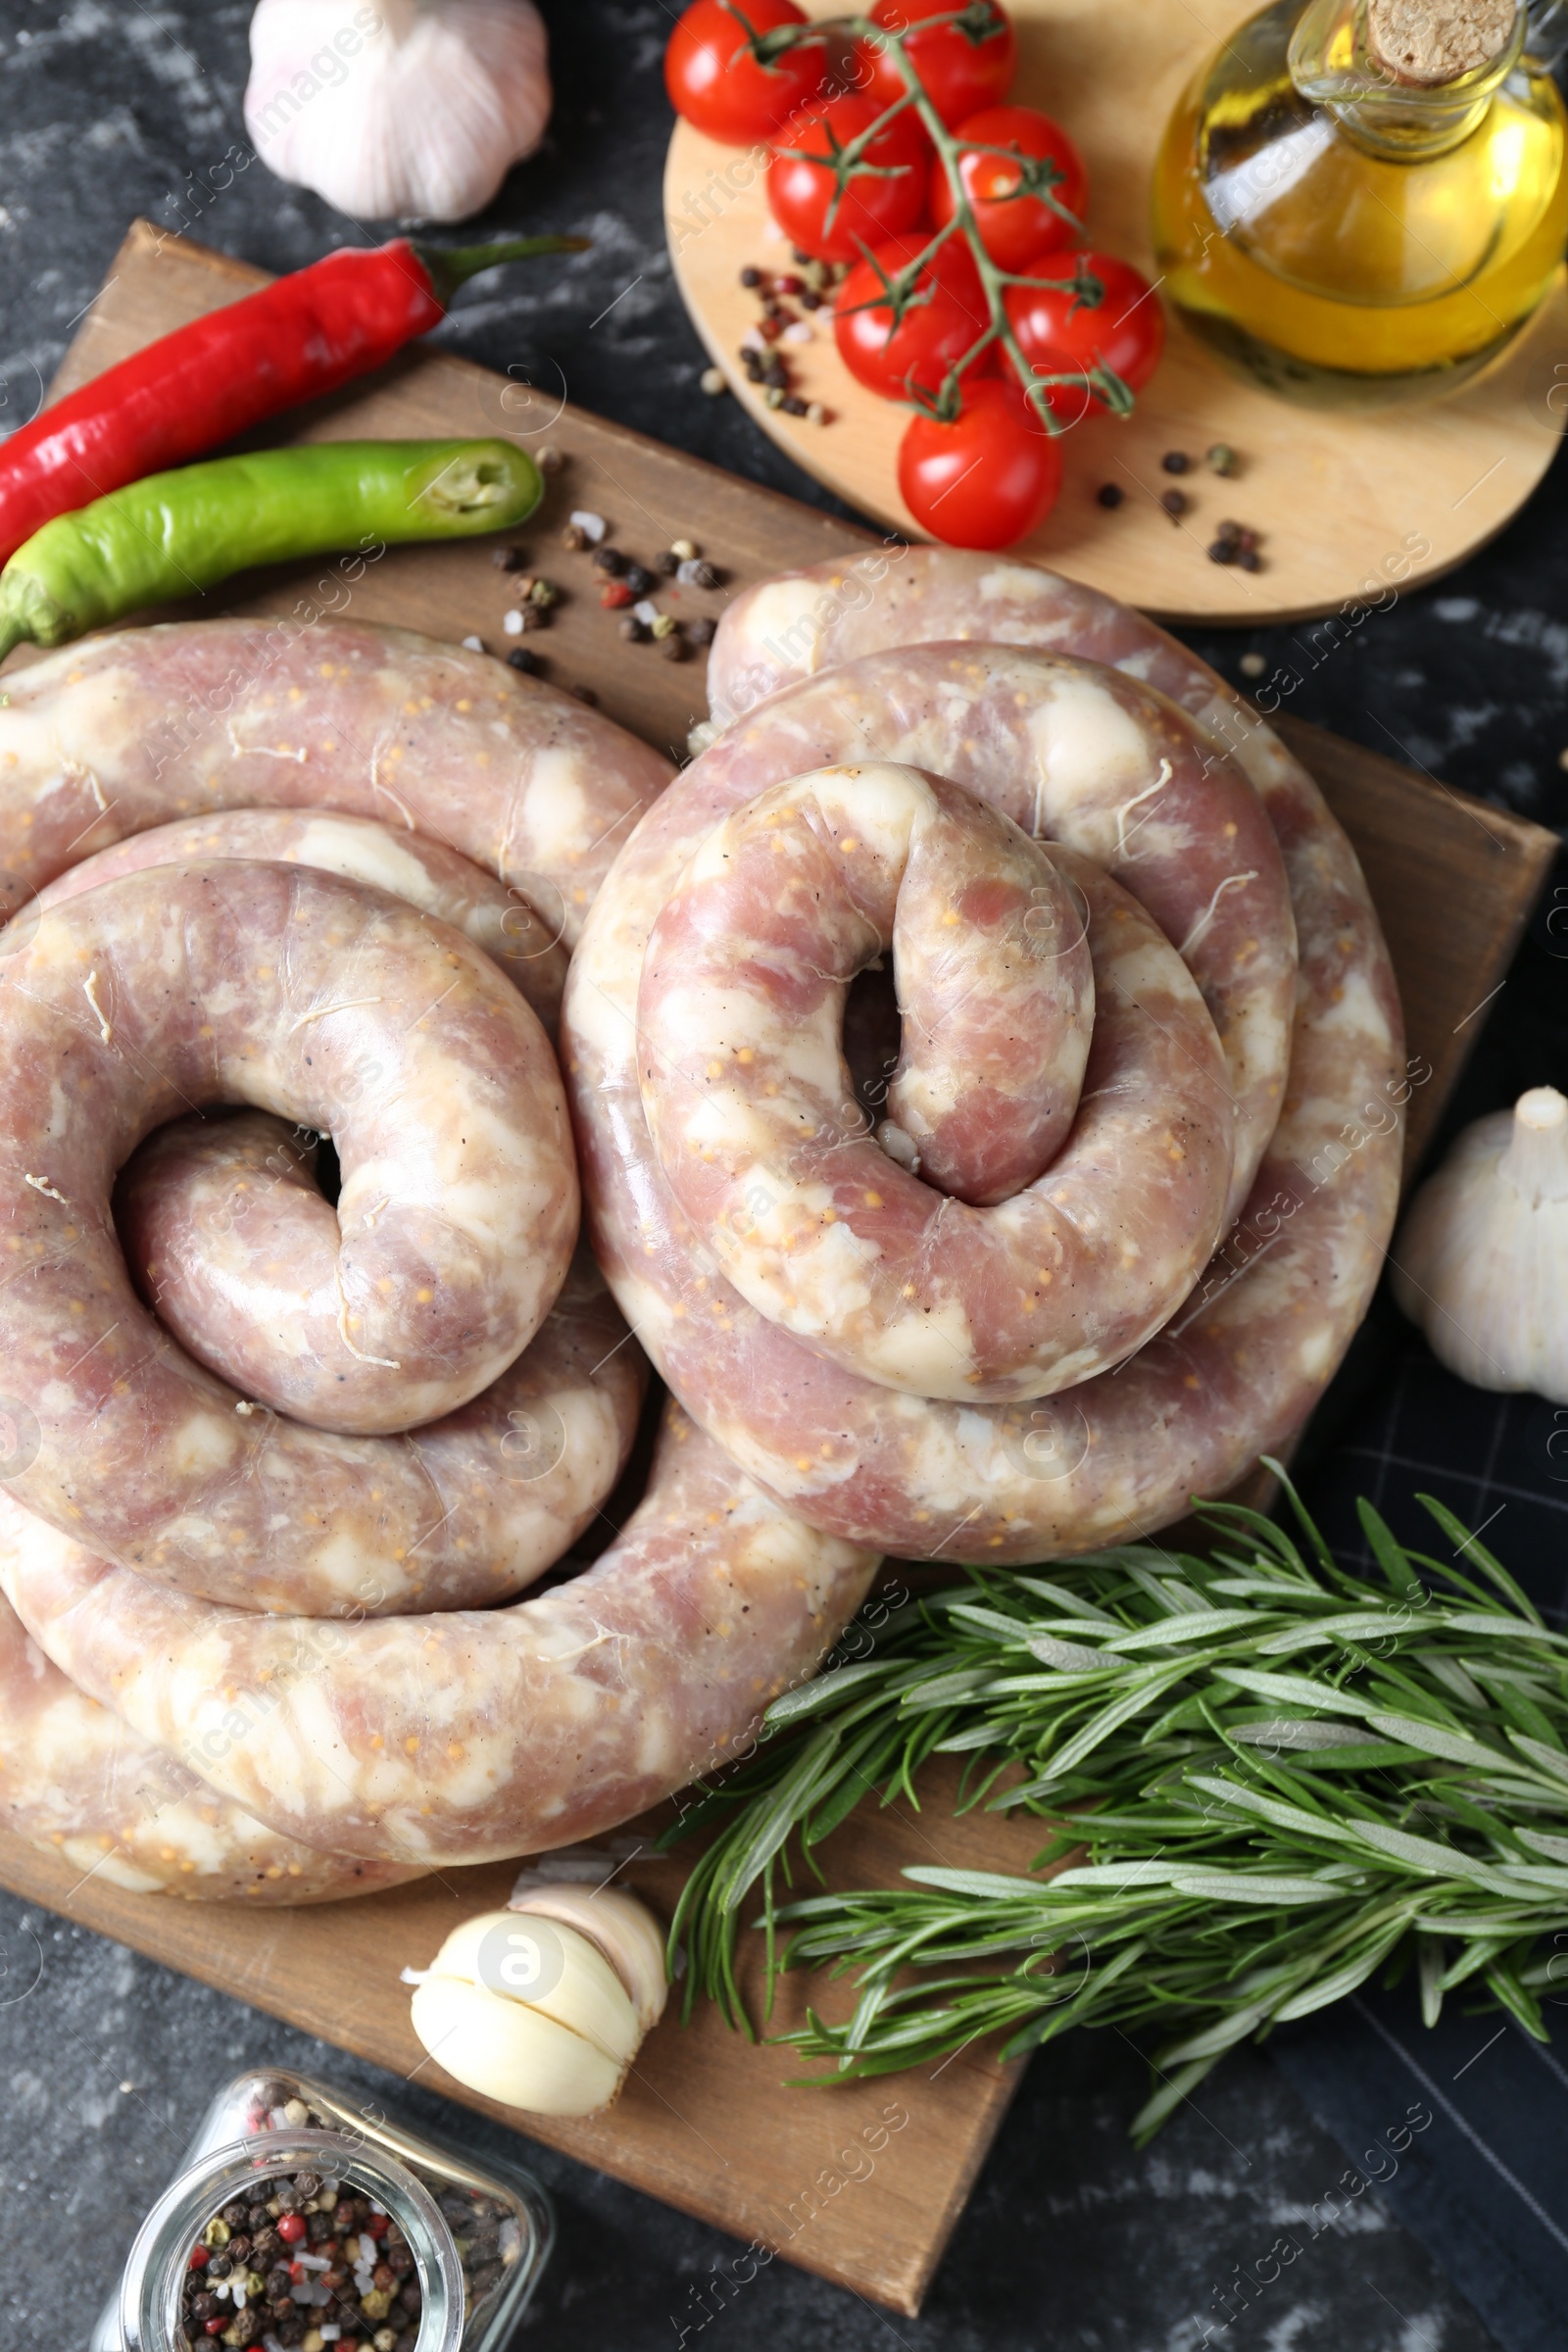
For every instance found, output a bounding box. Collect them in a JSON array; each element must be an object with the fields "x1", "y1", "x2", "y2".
[{"x1": 1289, "y1": 0, "x2": 1529, "y2": 158}]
